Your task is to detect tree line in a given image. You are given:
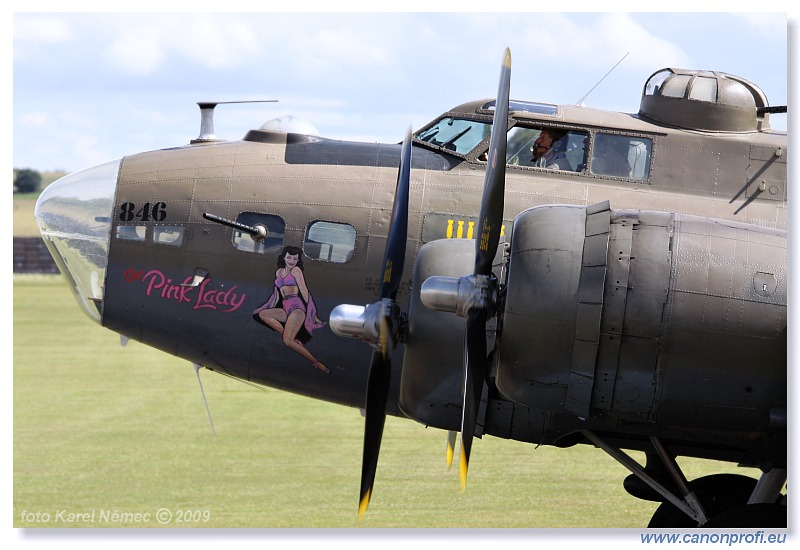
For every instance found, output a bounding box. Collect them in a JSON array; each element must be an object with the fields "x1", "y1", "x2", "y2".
[
  {"x1": 14, "y1": 168, "x2": 68, "y2": 194},
  {"x1": 14, "y1": 168, "x2": 42, "y2": 193}
]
